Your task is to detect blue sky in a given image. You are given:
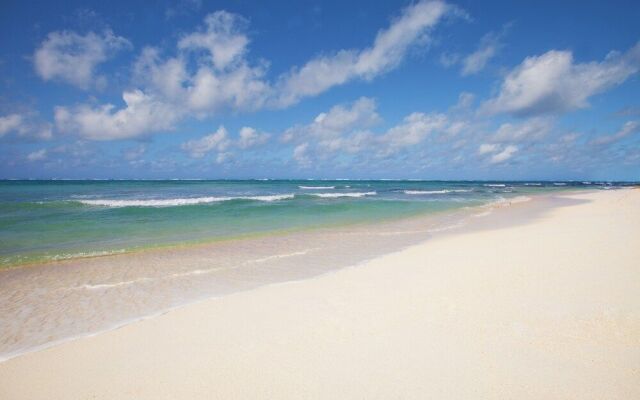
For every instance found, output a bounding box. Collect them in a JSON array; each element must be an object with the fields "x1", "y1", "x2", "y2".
[{"x1": 1, "y1": 0, "x2": 639, "y2": 180}]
